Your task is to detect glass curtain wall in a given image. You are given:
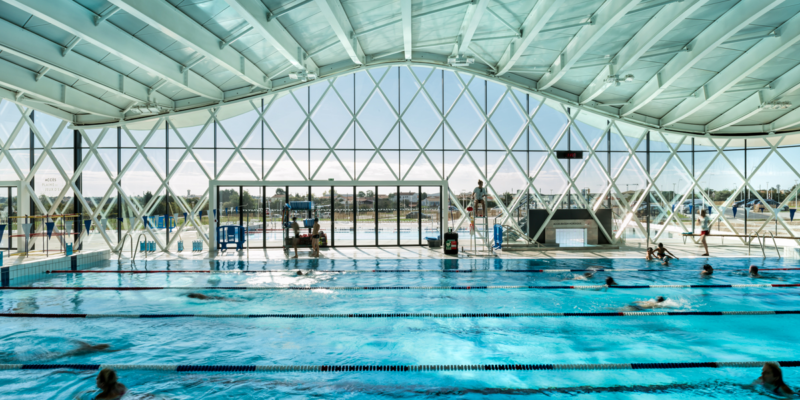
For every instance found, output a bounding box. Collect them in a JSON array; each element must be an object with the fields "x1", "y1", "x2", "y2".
[{"x1": 4, "y1": 66, "x2": 800, "y2": 252}]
